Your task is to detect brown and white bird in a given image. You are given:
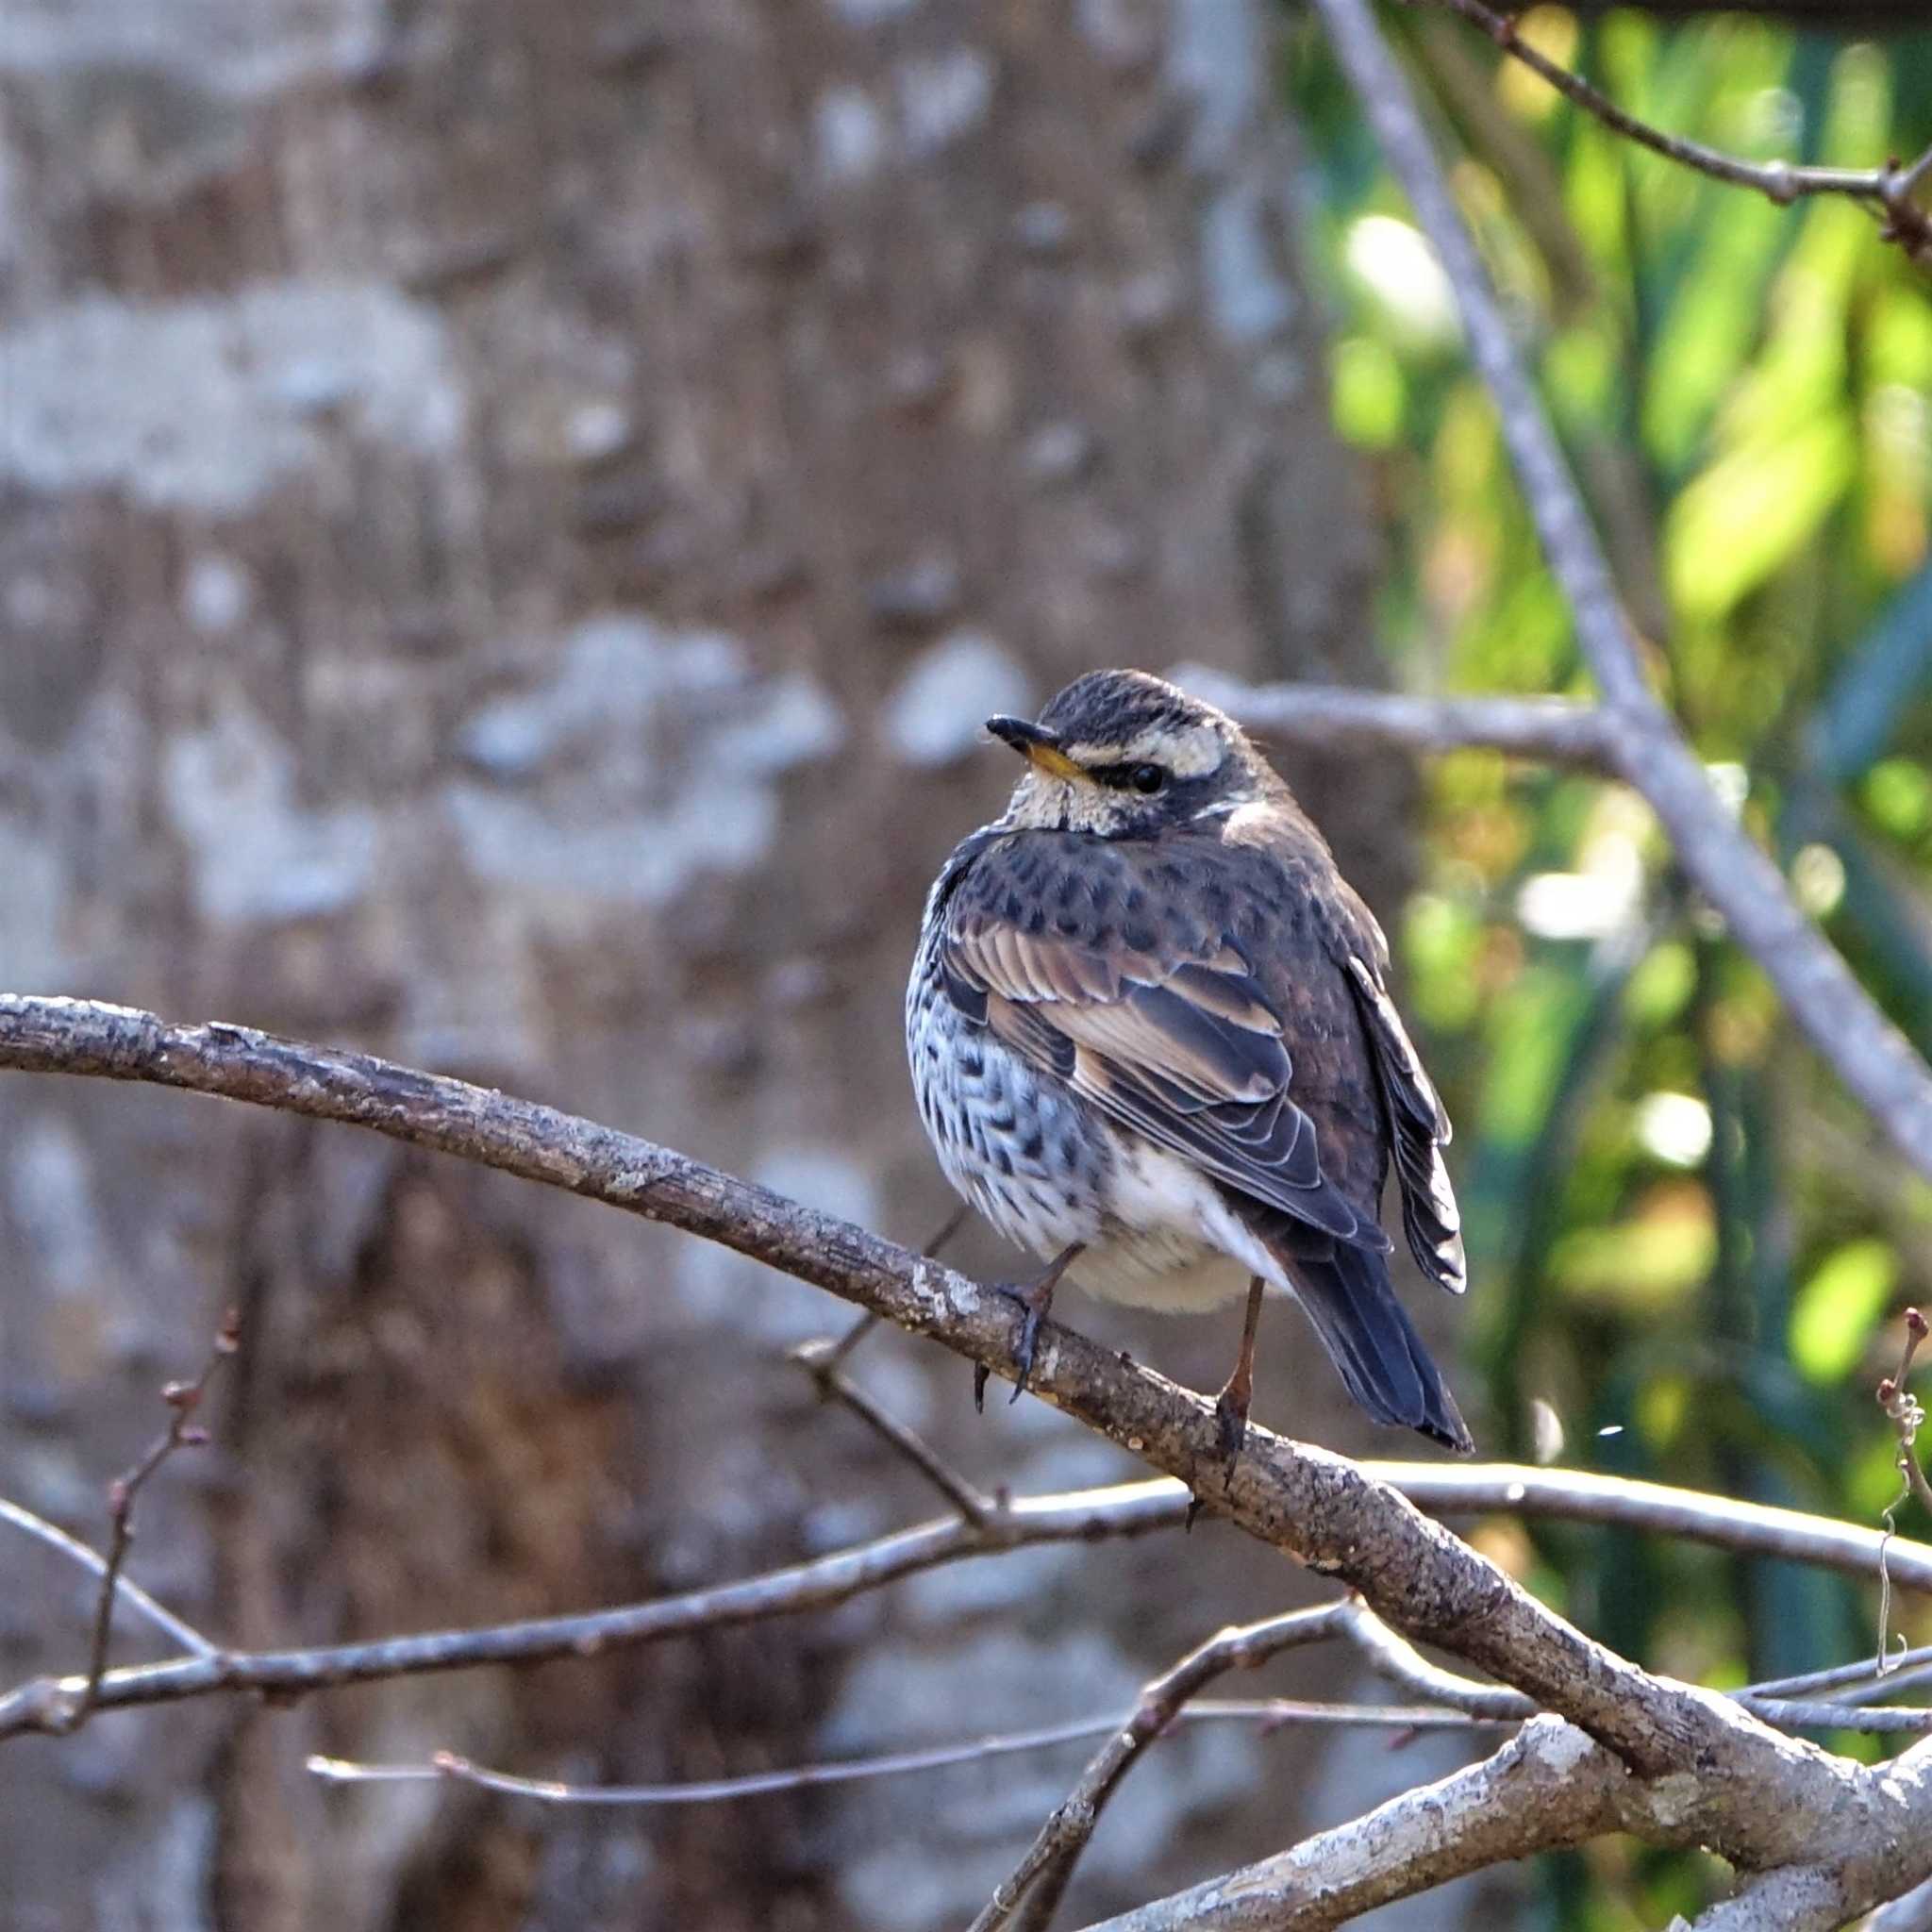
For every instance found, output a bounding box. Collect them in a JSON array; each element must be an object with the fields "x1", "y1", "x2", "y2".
[{"x1": 906, "y1": 668, "x2": 1472, "y2": 1459}]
